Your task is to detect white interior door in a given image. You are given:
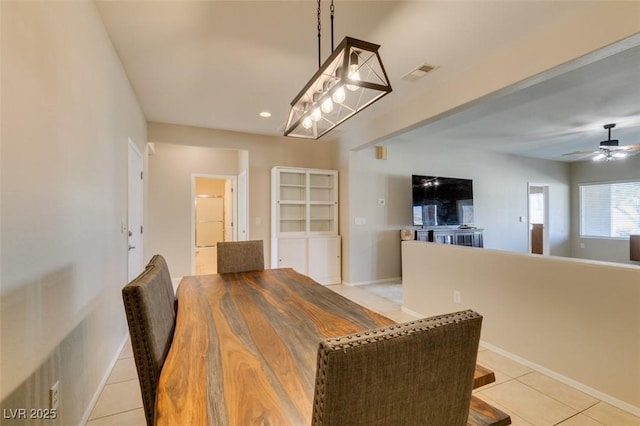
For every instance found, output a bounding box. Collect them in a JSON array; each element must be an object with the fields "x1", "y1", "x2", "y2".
[
  {"x1": 224, "y1": 179, "x2": 234, "y2": 241},
  {"x1": 237, "y1": 170, "x2": 248, "y2": 241},
  {"x1": 128, "y1": 140, "x2": 144, "y2": 281}
]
